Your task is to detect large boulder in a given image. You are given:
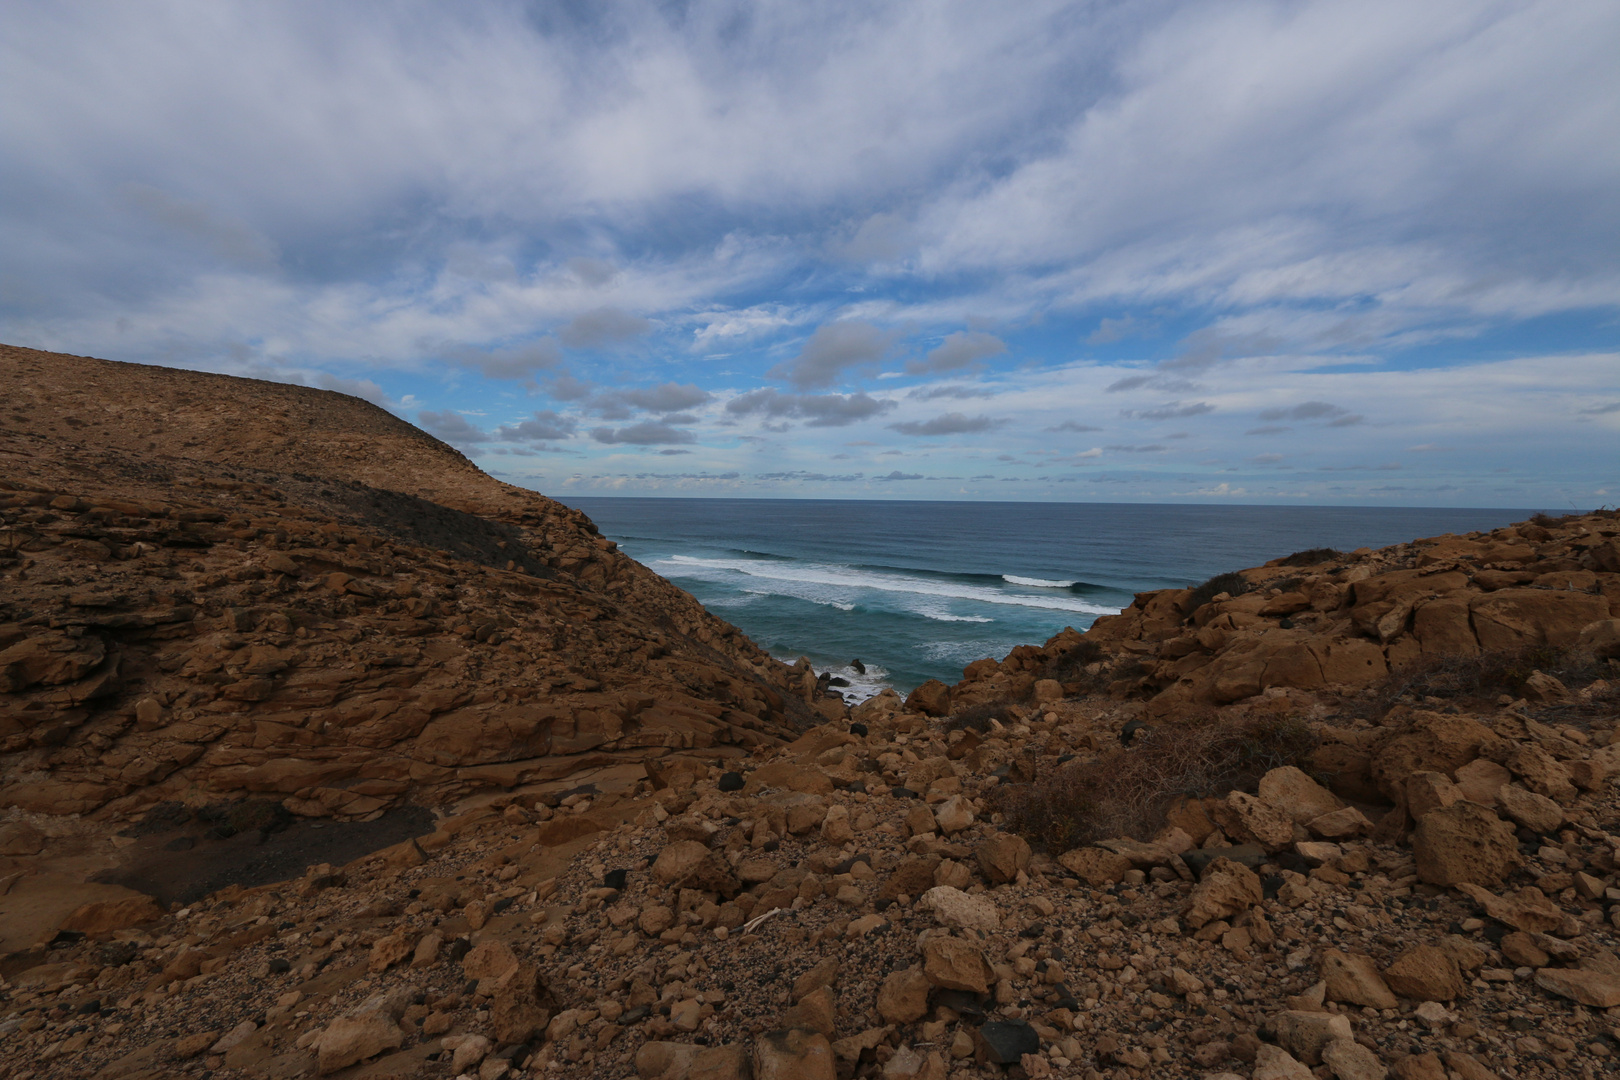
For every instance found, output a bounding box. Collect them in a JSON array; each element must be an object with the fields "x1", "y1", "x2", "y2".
[
  {"x1": 1469, "y1": 589, "x2": 1610, "y2": 651},
  {"x1": 1257, "y1": 766, "x2": 1344, "y2": 825},
  {"x1": 905, "y1": 679, "x2": 952, "y2": 717},
  {"x1": 1411, "y1": 803, "x2": 1520, "y2": 887},
  {"x1": 1370, "y1": 713, "x2": 1504, "y2": 802},
  {"x1": 1382, "y1": 944, "x2": 1464, "y2": 1002}
]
